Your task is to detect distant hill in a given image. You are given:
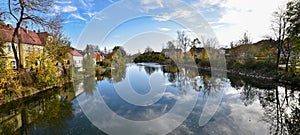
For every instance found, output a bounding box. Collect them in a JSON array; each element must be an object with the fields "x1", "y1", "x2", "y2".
[{"x1": 228, "y1": 39, "x2": 277, "y2": 59}]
